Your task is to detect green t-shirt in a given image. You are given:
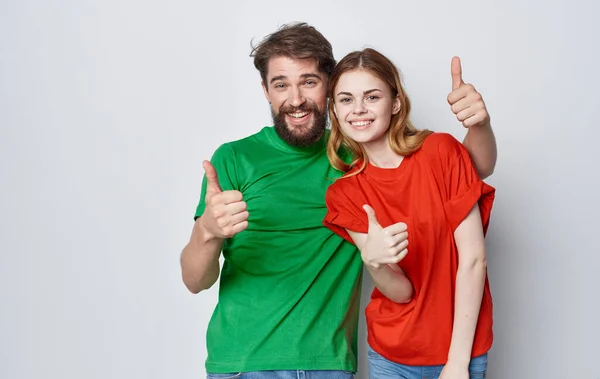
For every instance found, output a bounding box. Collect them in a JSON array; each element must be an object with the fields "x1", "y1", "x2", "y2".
[{"x1": 195, "y1": 127, "x2": 363, "y2": 373}]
